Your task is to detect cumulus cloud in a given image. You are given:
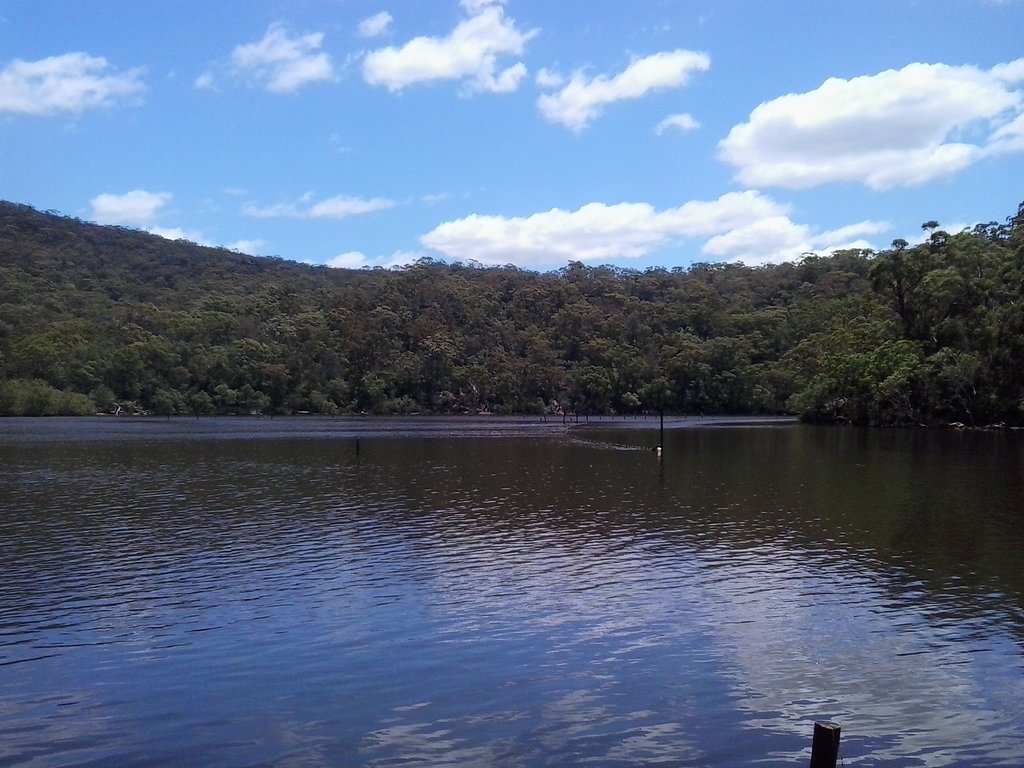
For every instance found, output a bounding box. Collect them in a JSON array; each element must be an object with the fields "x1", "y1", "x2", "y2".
[
  {"x1": 243, "y1": 193, "x2": 394, "y2": 219},
  {"x1": 719, "y1": 59, "x2": 1024, "y2": 190},
  {"x1": 90, "y1": 190, "x2": 268, "y2": 251},
  {"x1": 227, "y1": 23, "x2": 334, "y2": 93},
  {"x1": 358, "y1": 11, "x2": 393, "y2": 39},
  {"x1": 328, "y1": 251, "x2": 370, "y2": 268},
  {"x1": 91, "y1": 192, "x2": 199, "y2": 243},
  {"x1": 381, "y1": 250, "x2": 424, "y2": 268},
  {"x1": 147, "y1": 226, "x2": 209, "y2": 244},
  {"x1": 534, "y1": 68, "x2": 563, "y2": 89},
  {"x1": 91, "y1": 190, "x2": 172, "y2": 225},
  {"x1": 537, "y1": 50, "x2": 710, "y2": 132},
  {"x1": 702, "y1": 218, "x2": 889, "y2": 265},
  {"x1": 988, "y1": 112, "x2": 1024, "y2": 154},
  {"x1": 655, "y1": 112, "x2": 700, "y2": 135},
  {"x1": 227, "y1": 239, "x2": 268, "y2": 255},
  {"x1": 145, "y1": 229, "x2": 273, "y2": 251},
  {"x1": 813, "y1": 220, "x2": 892, "y2": 246},
  {"x1": 143, "y1": 227, "x2": 269, "y2": 251},
  {"x1": 420, "y1": 191, "x2": 882, "y2": 268},
  {"x1": 362, "y1": 0, "x2": 538, "y2": 94},
  {"x1": 0, "y1": 52, "x2": 144, "y2": 115}
]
